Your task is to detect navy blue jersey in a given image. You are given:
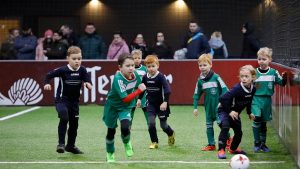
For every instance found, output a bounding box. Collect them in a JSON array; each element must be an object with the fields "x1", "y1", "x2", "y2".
[
  {"x1": 142, "y1": 71, "x2": 171, "y2": 105},
  {"x1": 218, "y1": 82, "x2": 256, "y2": 115},
  {"x1": 44, "y1": 65, "x2": 91, "y2": 101}
]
